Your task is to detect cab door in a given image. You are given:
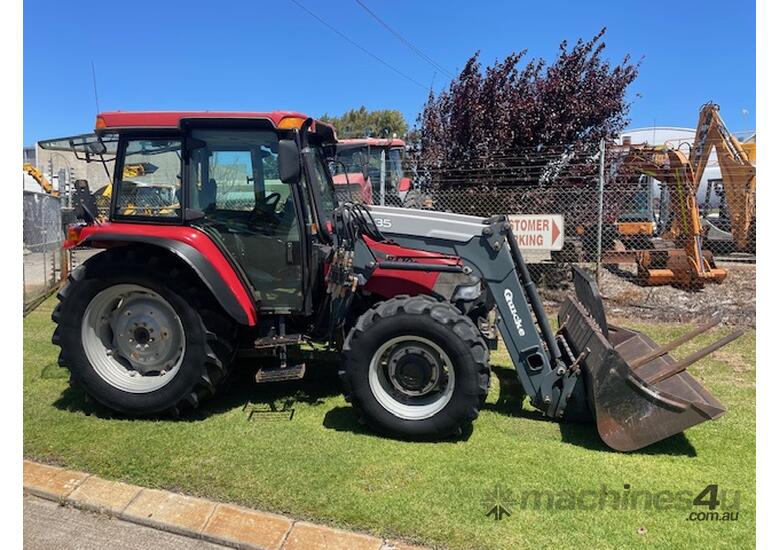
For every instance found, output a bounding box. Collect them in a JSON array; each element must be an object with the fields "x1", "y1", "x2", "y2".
[{"x1": 187, "y1": 129, "x2": 305, "y2": 312}]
